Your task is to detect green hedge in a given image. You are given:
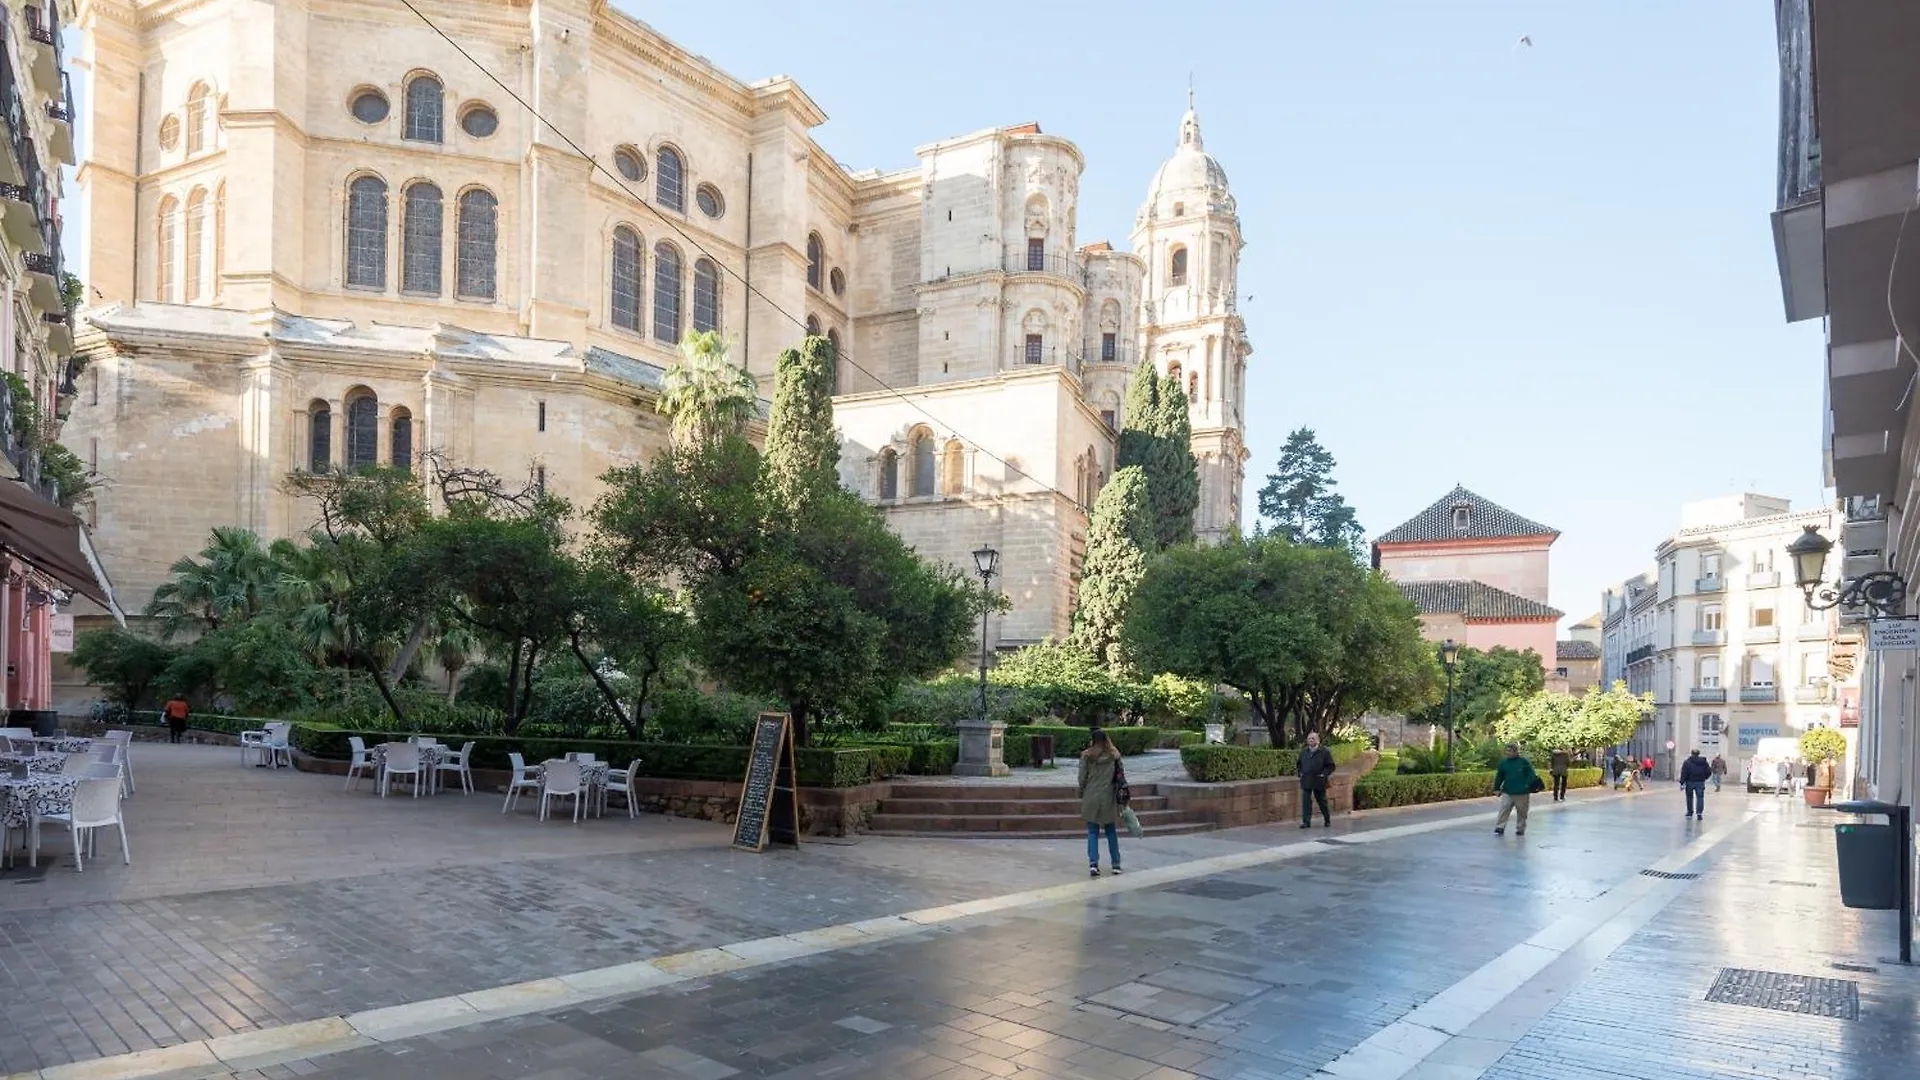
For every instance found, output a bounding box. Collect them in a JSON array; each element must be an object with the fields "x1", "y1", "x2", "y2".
[
  {"x1": 1178, "y1": 740, "x2": 1369, "y2": 783},
  {"x1": 1566, "y1": 767, "x2": 1603, "y2": 790},
  {"x1": 1354, "y1": 770, "x2": 1498, "y2": 809}
]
